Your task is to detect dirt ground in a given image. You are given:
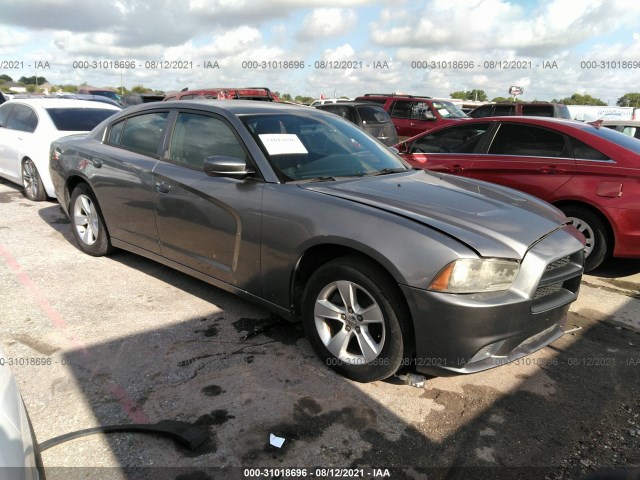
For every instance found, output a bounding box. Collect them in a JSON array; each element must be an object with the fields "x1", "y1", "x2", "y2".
[{"x1": 1, "y1": 178, "x2": 639, "y2": 480}]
